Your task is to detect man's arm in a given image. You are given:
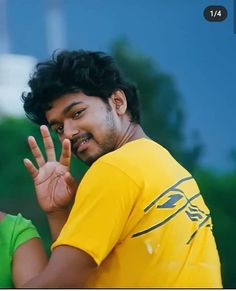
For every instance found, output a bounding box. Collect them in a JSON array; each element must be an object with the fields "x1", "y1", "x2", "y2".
[
  {"x1": 46, "y1": 172, "x2": 78, "y2": 242},
  {"x1": 46, "y1": 209, "x2": 70, "y2": 242},
  {"x1": 23, "y1": 246, "x2": 97, "y2": 288},
  {"x1": 24, "y1": 125, "x2": 78, "y2": 241}
]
